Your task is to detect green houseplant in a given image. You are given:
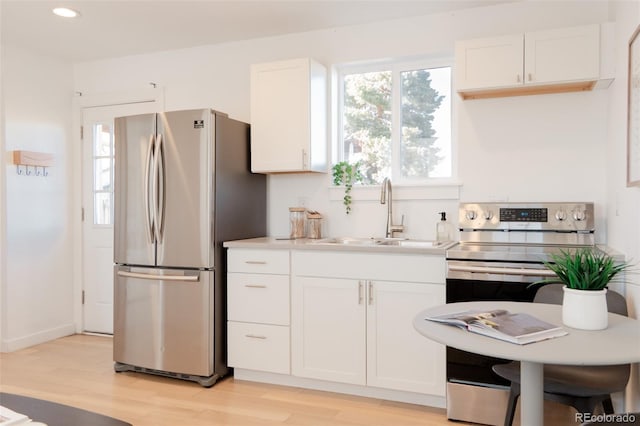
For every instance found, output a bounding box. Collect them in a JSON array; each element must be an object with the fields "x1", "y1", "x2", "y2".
[
  {"x1": 540, "y1": 248, "x2": 629, "y2": 291},
  {"x1": 537, "y1": 248, "x2": 631, "y2": 330},
  {"x1": 332, "y1": 161, "x2": 363, "y2": 214}
]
